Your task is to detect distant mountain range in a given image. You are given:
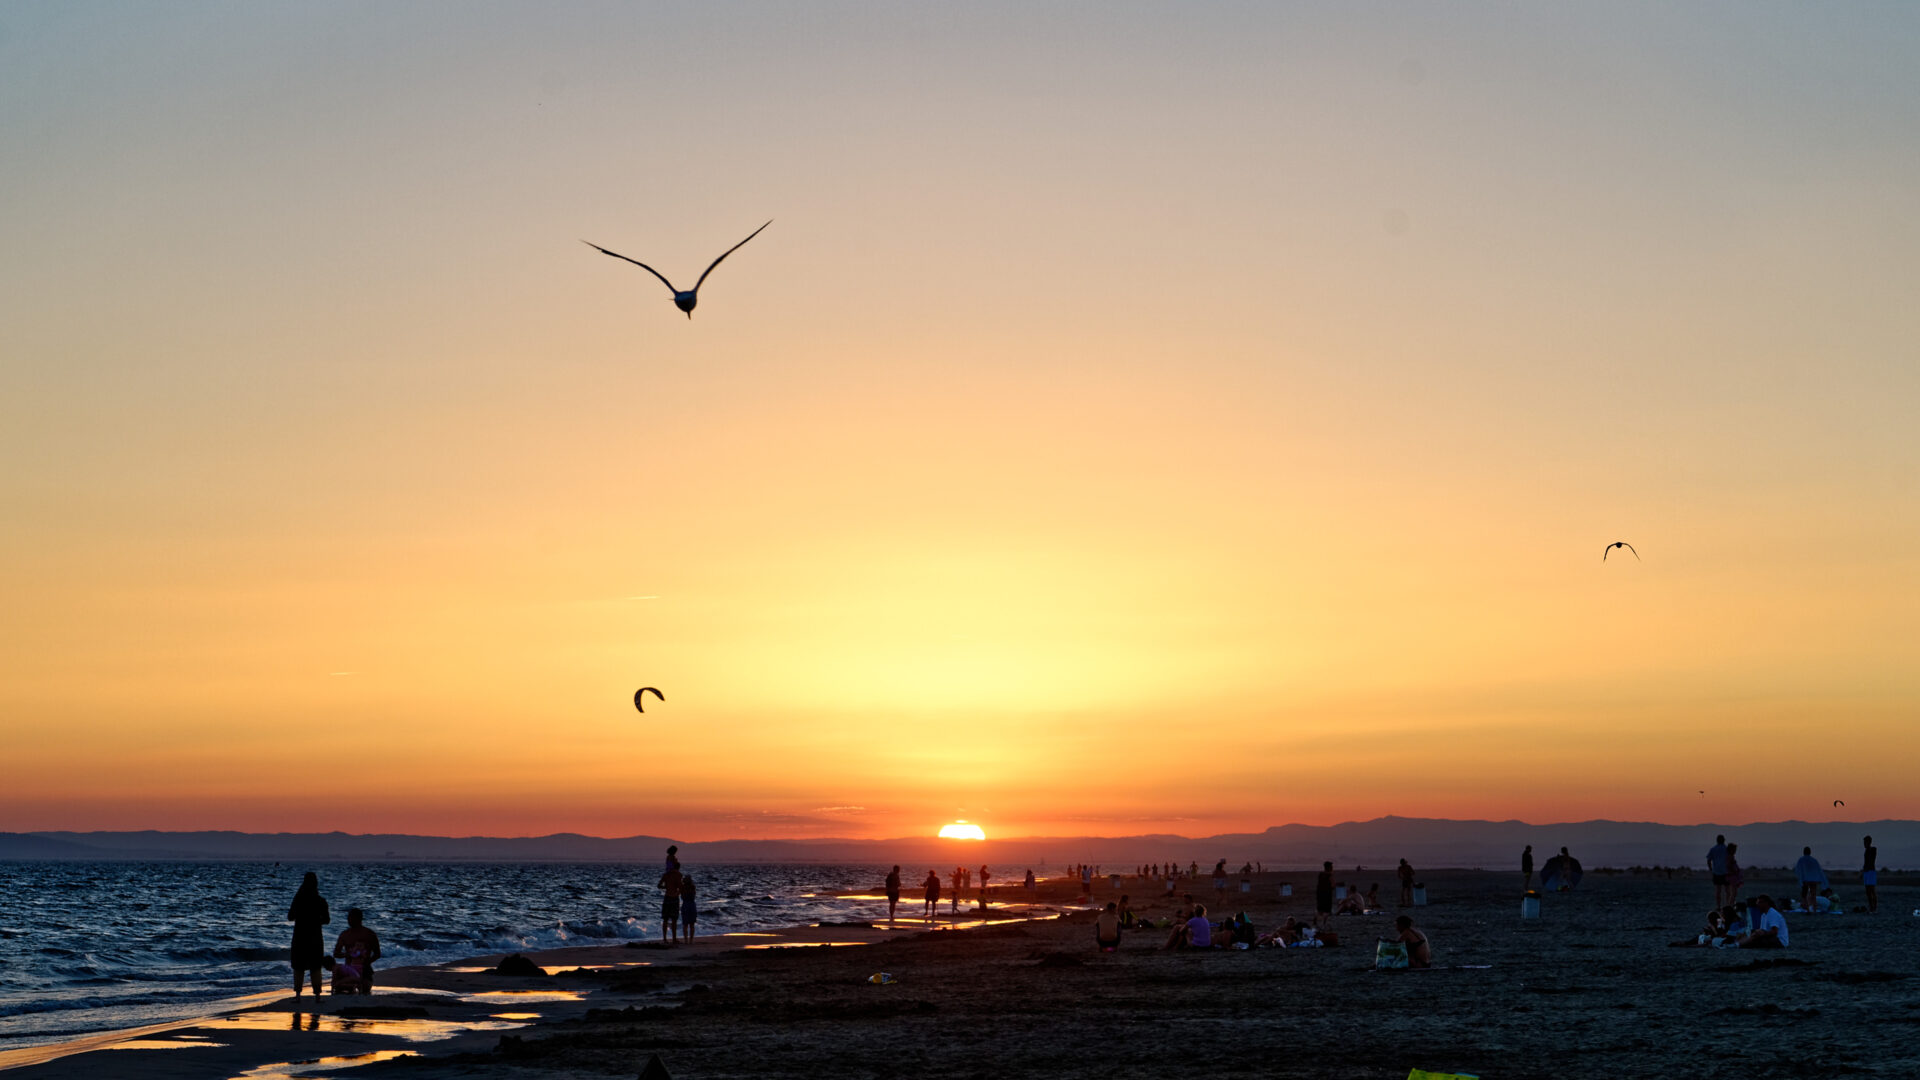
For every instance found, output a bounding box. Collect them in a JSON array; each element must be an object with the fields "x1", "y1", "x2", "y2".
[{"x1": 1, "y1": 817, "x2": 1908, "y2": 871}]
